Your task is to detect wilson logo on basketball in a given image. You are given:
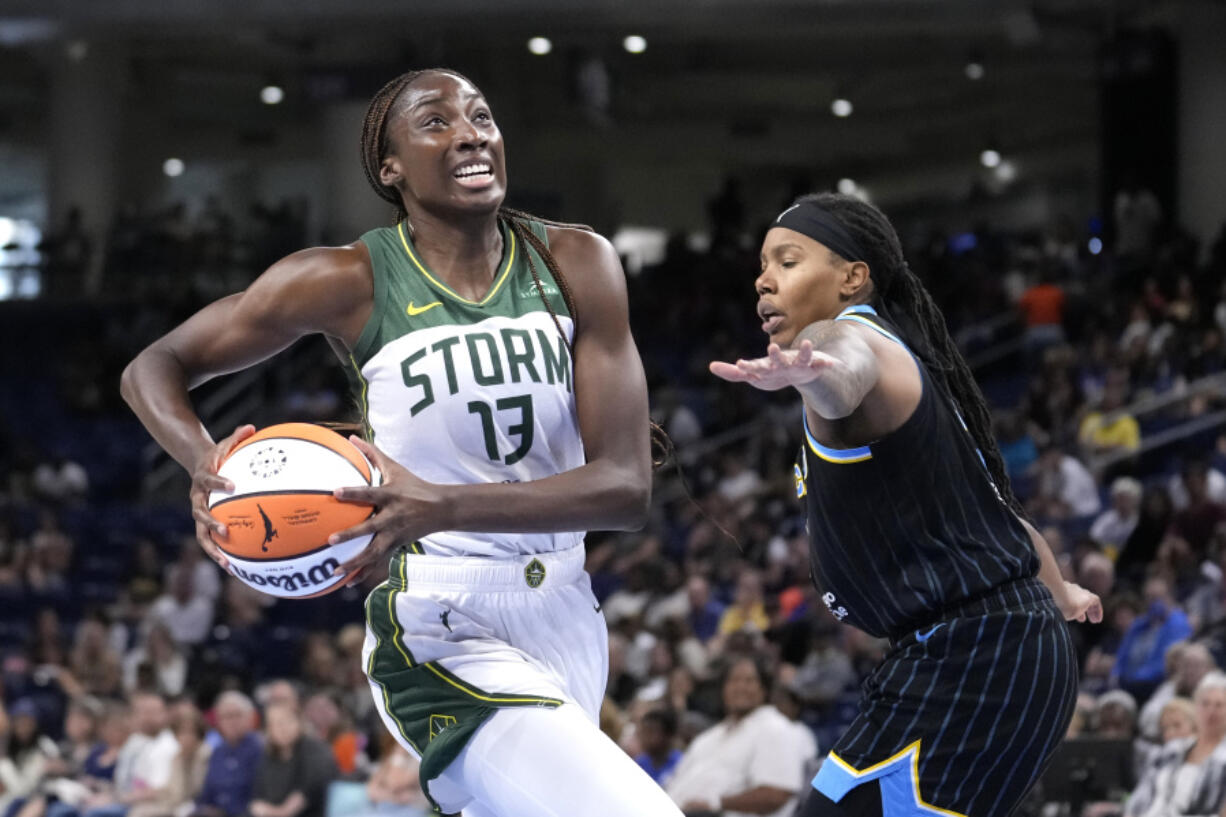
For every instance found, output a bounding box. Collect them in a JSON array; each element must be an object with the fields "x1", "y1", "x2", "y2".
[{"x1": 230, "y1": 558, "x2": 341, "y2": 593}]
